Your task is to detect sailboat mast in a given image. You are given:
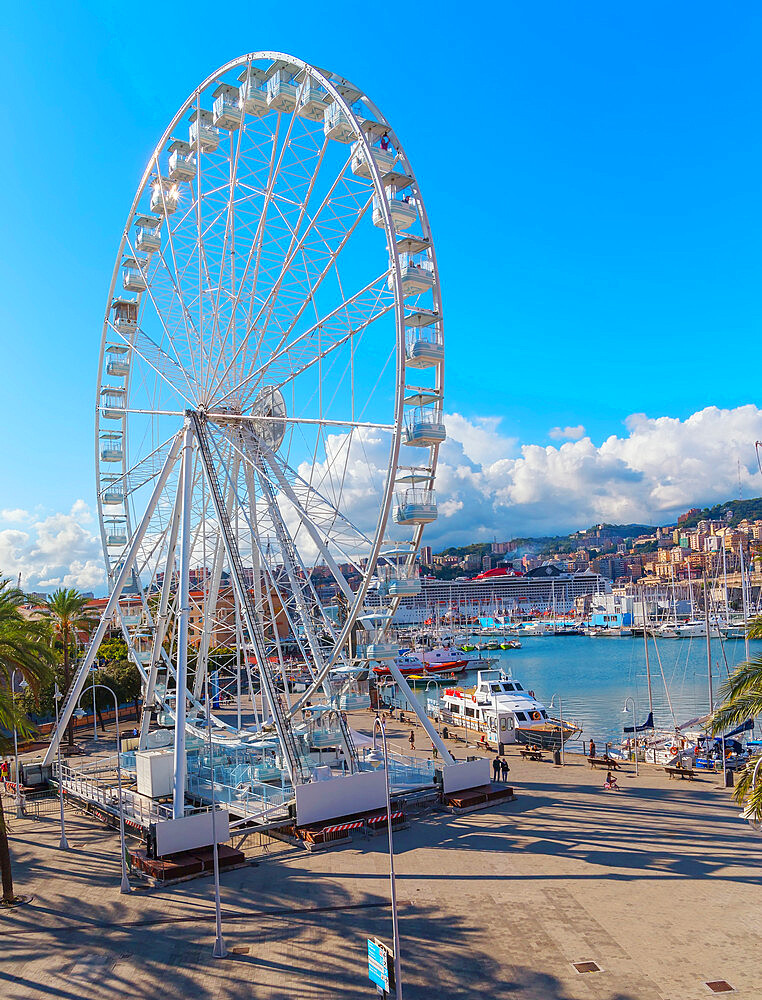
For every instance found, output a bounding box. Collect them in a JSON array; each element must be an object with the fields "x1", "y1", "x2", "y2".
[
  {"x1": 722, "y1": 544, "x2": 729, "y2": 625},
  {"x1": 640, "y1": 587, "x2": 654, "y2": 715},
  {"x1": 740, "y1": 542, "x2": 750, "y2": 662},
  {"x1": 703, "y1": 568, "x2": 713, "y2": 713}
]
